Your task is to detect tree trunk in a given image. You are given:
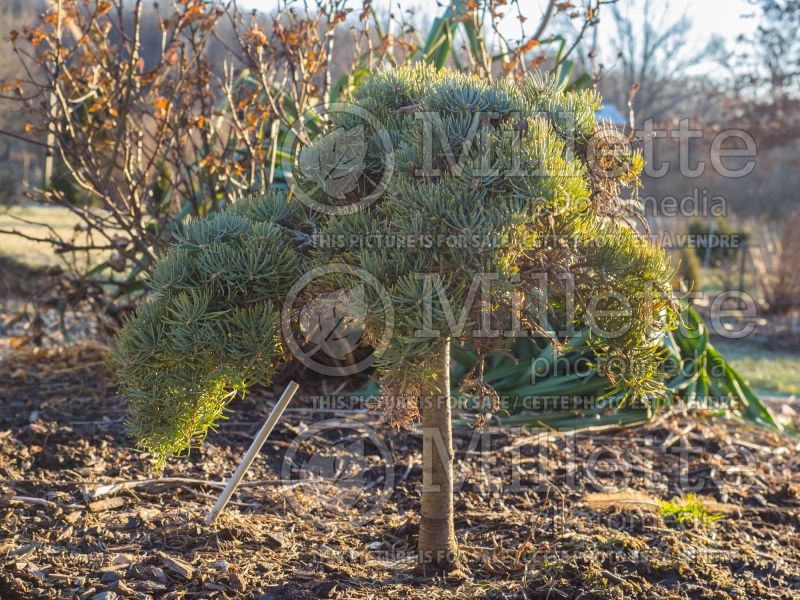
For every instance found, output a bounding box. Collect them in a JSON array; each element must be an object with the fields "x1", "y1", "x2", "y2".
[{"x1": 418, "y1": 336, "x2": 459, "y2": 573}]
